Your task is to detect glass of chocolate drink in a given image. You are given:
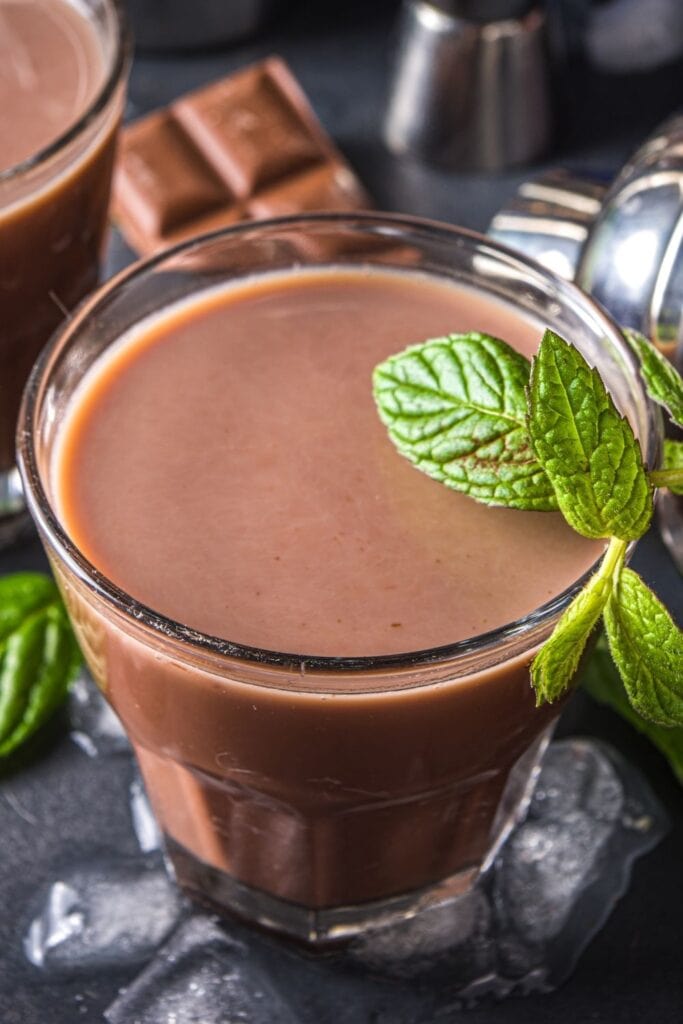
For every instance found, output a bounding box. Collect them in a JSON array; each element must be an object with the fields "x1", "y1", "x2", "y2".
[
  {"x1": 0, "y1": 0, "x2": 129, "y2": 547},
  {"x1": 17, "y1": 215, "x2": 660, "y2": 945}
]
